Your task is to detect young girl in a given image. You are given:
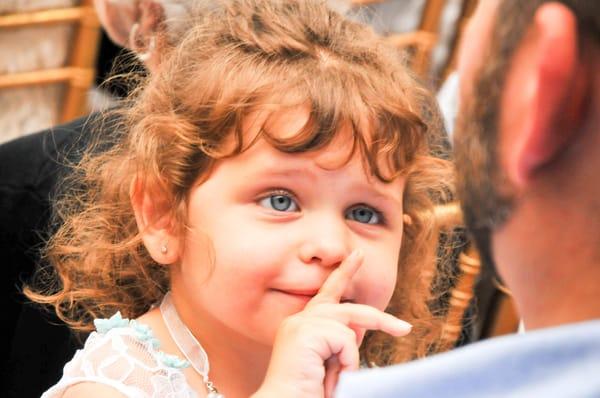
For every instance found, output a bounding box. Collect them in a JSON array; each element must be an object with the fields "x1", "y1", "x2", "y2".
[{"x1": 28, "y1": 1, "x2": 452, "y2": 397}]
